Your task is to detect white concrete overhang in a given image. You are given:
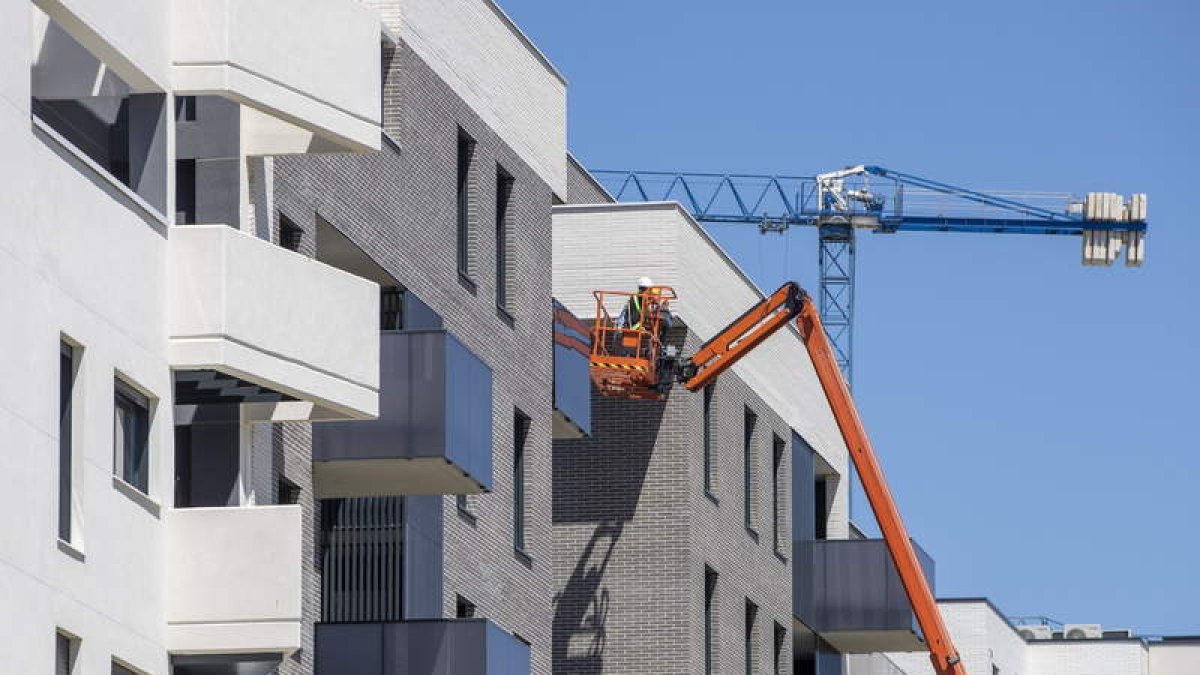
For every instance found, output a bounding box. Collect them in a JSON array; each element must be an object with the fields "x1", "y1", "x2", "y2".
[
  {"x1": 171, "y1": 0, "x2": 382, "y2": 154},
  {"x1": 168, "y1": 225, "x2": 380, "y2": 421},
  {"x1": 166, "y1": 505, "x2": 302, "y2": 656}
]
